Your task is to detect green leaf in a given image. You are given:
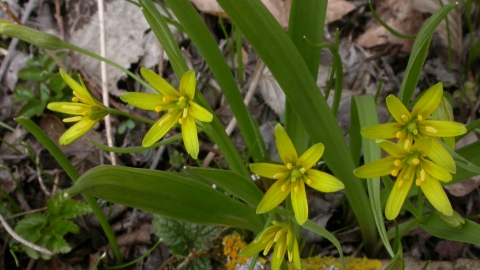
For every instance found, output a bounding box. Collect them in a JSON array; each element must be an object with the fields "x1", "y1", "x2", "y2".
[
  {"x1": 17, "y1": 99, "x2": 45, "y2": 118},
  {"x1": 47, "y1": 192, "x2": 92, "y2": 219},
  {"x1": 186, "y1": 167, "x2": 263, "y2": 208},
  {"x1": 186, "y1": 257, "x2": 212, "y2": 270},
  {"x1": 18, "y1": 67, "x2": 48, "y2": 82},
  {"x1": 14, "y1": 213, "x2": 47, "y2": 243},
  {"x1": 419, "y1": 212, "x2": 480, "y2": 245},
  {"x1": 152, "y1": 215, "x2": 219, "y2": 255},
  {"x1": 13, "y1": 85, "x2": 35, "y2": 103},
  {"x1": 49, "y1": 220, "x2": 79, "y2": 236},
  {"x1": 47, "y1": 234, "x2": 71, "y2": 254},
  {"x1": 303, "y1": 220, "x2": 344, "y2": 269},
  {"x1": 88, "y1": 133, "x2": 183, "y2": 153},
  {"x1": 66, "y1": 165, "x2": 264, "y2": 232},
  {"x1": 48, "y1": 73, "x2": 67, "y2": 95},
  {"x1": 39, "y1": 83, "x2": 51, "y2": 102}
]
